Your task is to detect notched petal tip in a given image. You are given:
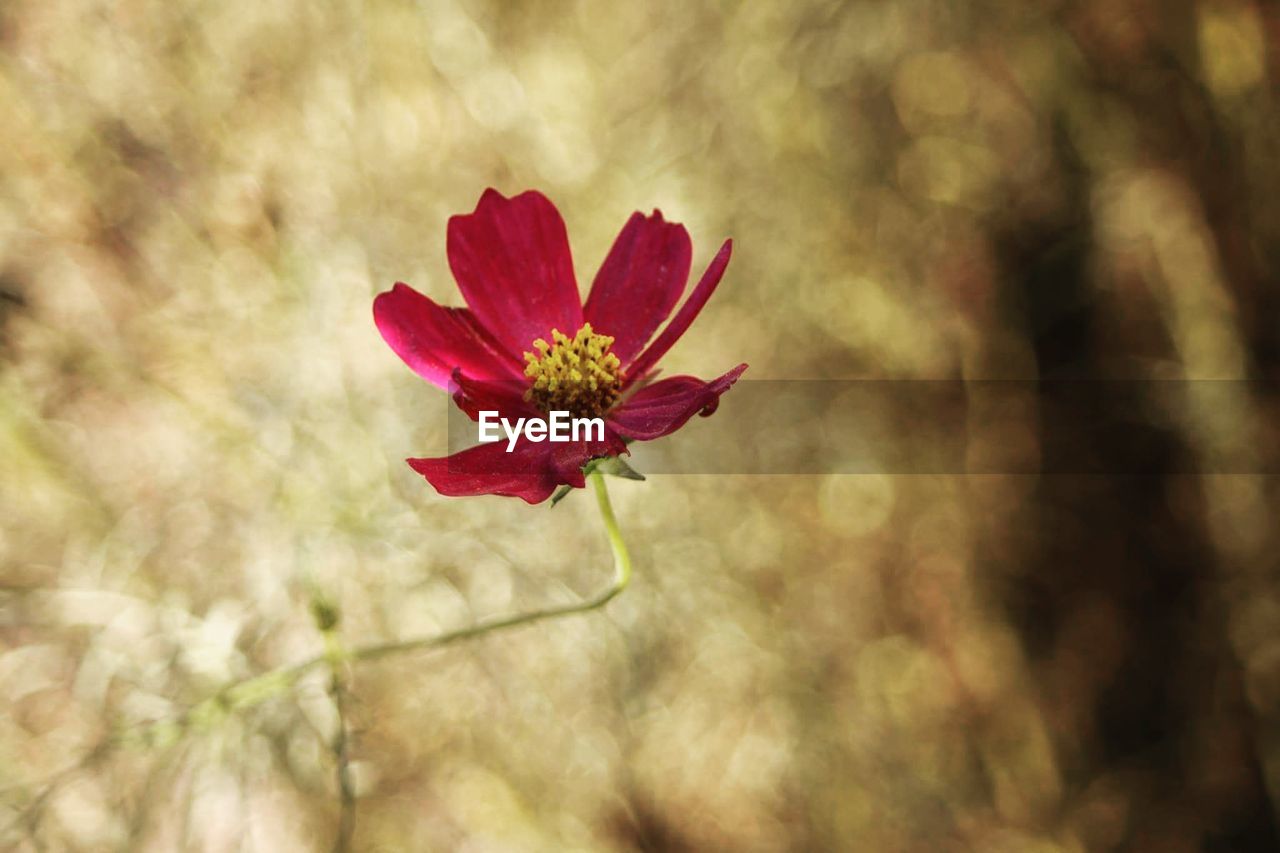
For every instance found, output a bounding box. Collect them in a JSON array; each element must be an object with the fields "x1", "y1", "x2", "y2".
[
  {"x1": 371, "y1": 281, "x2": 410, "y2": 317},
  {"x1": 447, "y1": 187, "x2": 582, "y2": 358},
  {"x1": 583, "y1": 209, "x2": 694, "y2": 367},
  {"x1": 463, "y1": 187, "x2": 559, "y2": 219}
]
